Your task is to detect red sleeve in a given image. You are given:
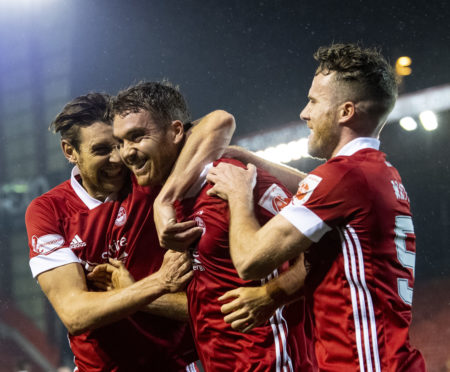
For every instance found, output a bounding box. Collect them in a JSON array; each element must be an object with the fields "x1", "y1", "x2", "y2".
[
  {"x1": 280, "y1": 160, "x2": 367, "y2": 242},
  {"x1": 26, "y1": 196, "x2": 79, "y2": 278}
]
